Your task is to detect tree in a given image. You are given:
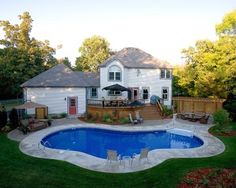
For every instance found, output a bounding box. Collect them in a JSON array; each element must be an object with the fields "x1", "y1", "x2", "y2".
[
  {"x1": 0, "y1": 12, "x2": 56, "y2": 99},
  {"x1": 176, "y1": 9, "x2": 236, "y2": 98},
  {"x1": 216, "y1": 9, "x2": 236, "y2": 36},
  {"x1": 75, "y1": 35, "x2": 111, "y2": 72},
  {"x1": 58, "y1": 57, "x2": 72, "y2": 68}
]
